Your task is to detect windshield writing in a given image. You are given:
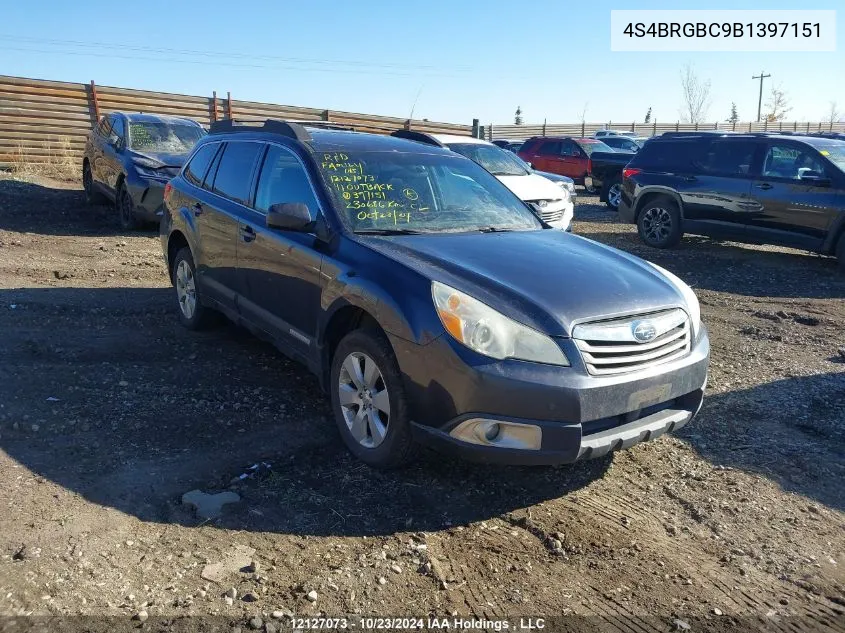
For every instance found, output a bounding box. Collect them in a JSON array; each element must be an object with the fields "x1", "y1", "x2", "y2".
[{"x1": 129, "y1": 123, "x2": 204, "y2": 154}]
